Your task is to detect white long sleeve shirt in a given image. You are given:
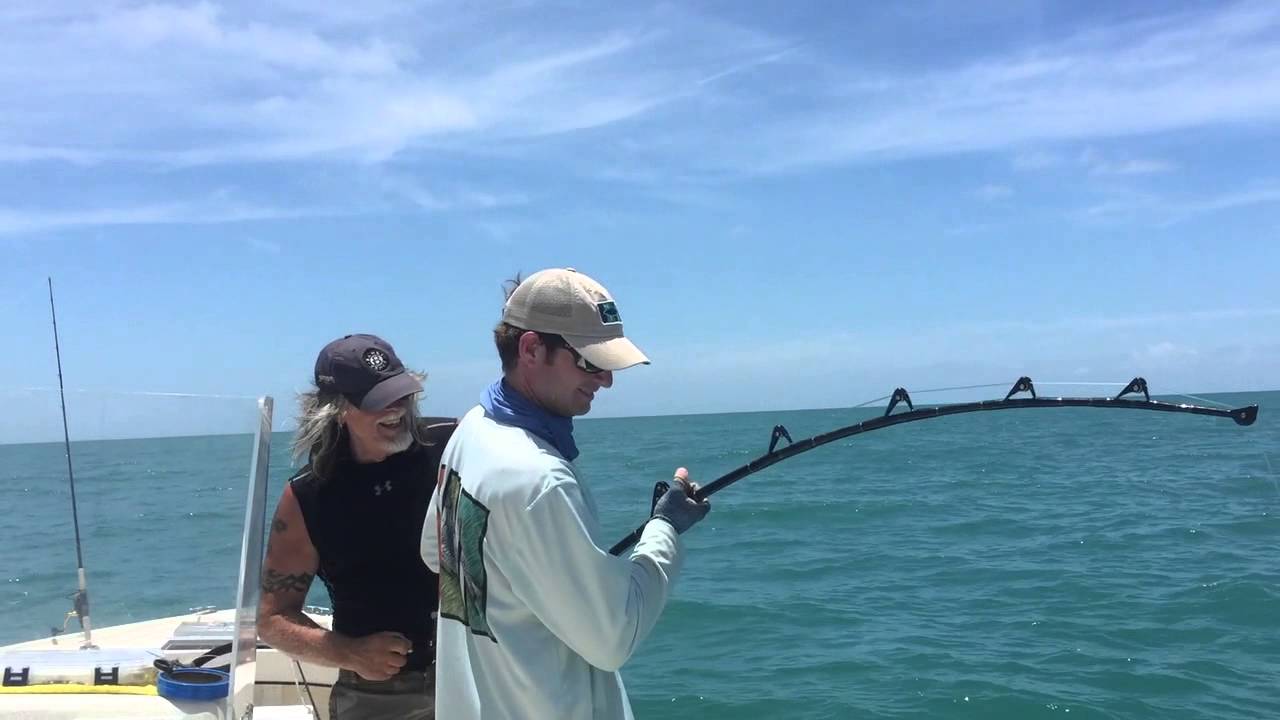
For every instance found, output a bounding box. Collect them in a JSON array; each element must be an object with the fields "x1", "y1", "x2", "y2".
[{"x1": 421, "y1": 405, "x2": 685, "y2": 720}]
